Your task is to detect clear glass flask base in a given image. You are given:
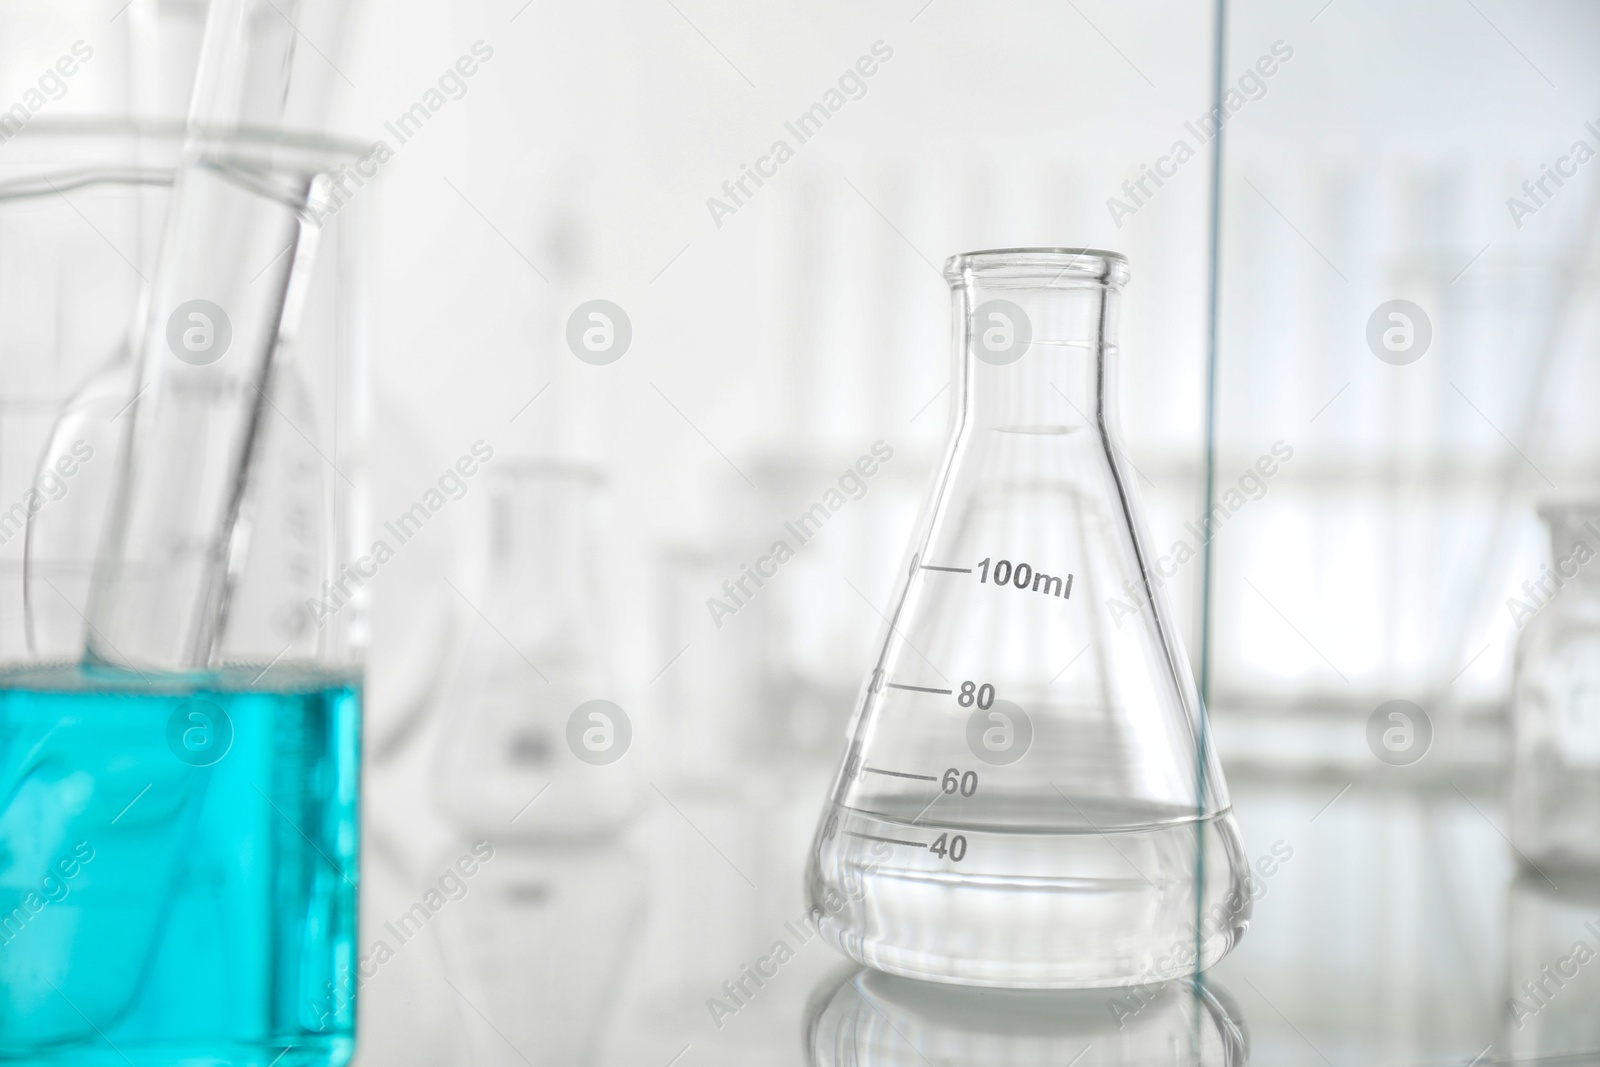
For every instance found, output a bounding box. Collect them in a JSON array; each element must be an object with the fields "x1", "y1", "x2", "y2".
[{"x1": 809, "y1": 801, "x2": 1251, "y2": 988}]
